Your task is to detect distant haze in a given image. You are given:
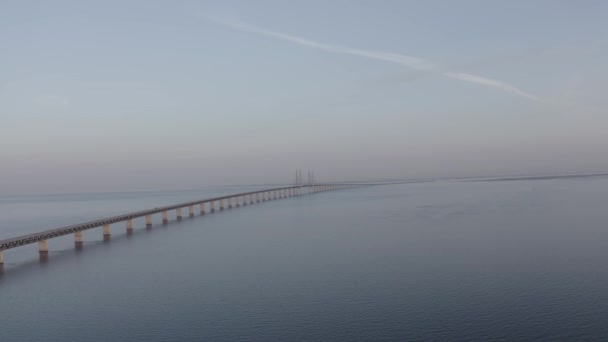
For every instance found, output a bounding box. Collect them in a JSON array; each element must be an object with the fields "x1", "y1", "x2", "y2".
[{"x1": 2, "y1": 1, "x2": 608, "y2": 194}]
